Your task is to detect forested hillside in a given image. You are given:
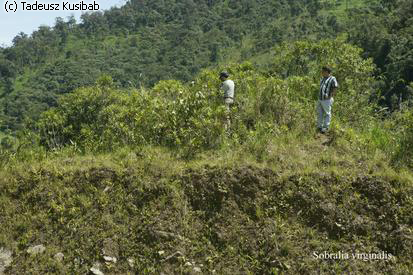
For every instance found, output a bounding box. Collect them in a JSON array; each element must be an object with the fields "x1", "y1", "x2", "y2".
[{"x1": 0, "y1": 0, "x2": 412, "y2": 131}]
